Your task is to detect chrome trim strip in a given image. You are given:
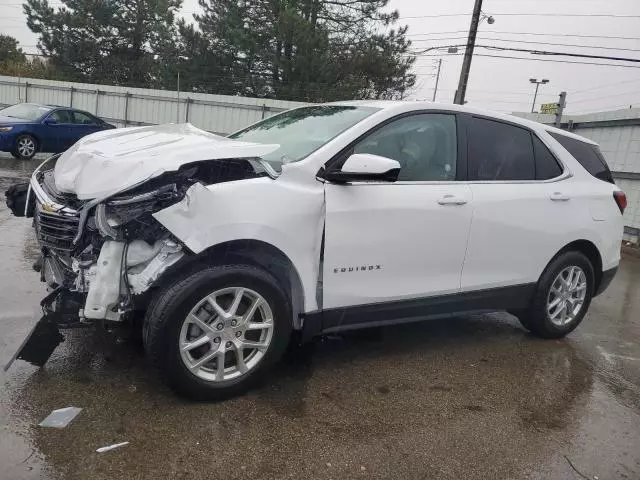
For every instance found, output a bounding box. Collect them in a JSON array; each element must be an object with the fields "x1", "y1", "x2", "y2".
[
  {"x1": 29, "y1": 154, "x2": 79, "y2": 215},
  {"x1": 340, "y1": 171, "x2": 572, "y2": 187}
]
